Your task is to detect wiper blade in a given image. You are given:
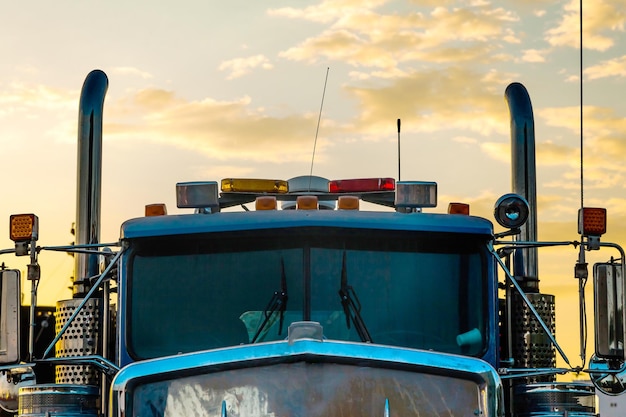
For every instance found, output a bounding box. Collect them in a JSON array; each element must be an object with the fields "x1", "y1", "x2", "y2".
[
  {"x1": 338, "y1": 252, "x2": 372, "y2": 342},
  {"x1": 252, "y1": 258, "x2": 288, "y2": 343}
]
